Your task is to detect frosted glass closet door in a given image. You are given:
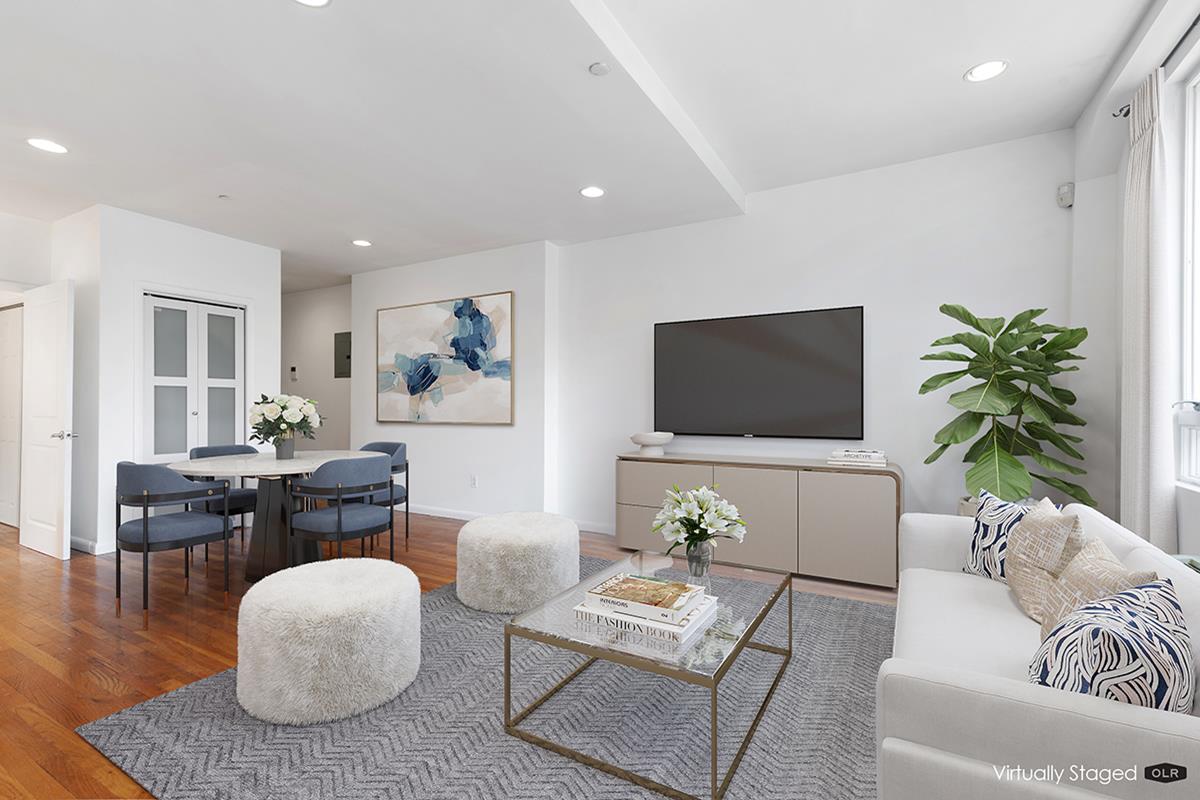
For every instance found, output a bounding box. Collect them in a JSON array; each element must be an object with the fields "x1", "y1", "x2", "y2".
[
  {"x1": 144, "y1": 297, "x2": 198, "y2": 462},
  {"x1": 198, "y1": 308, "x2": 244, "y2": 447}
]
